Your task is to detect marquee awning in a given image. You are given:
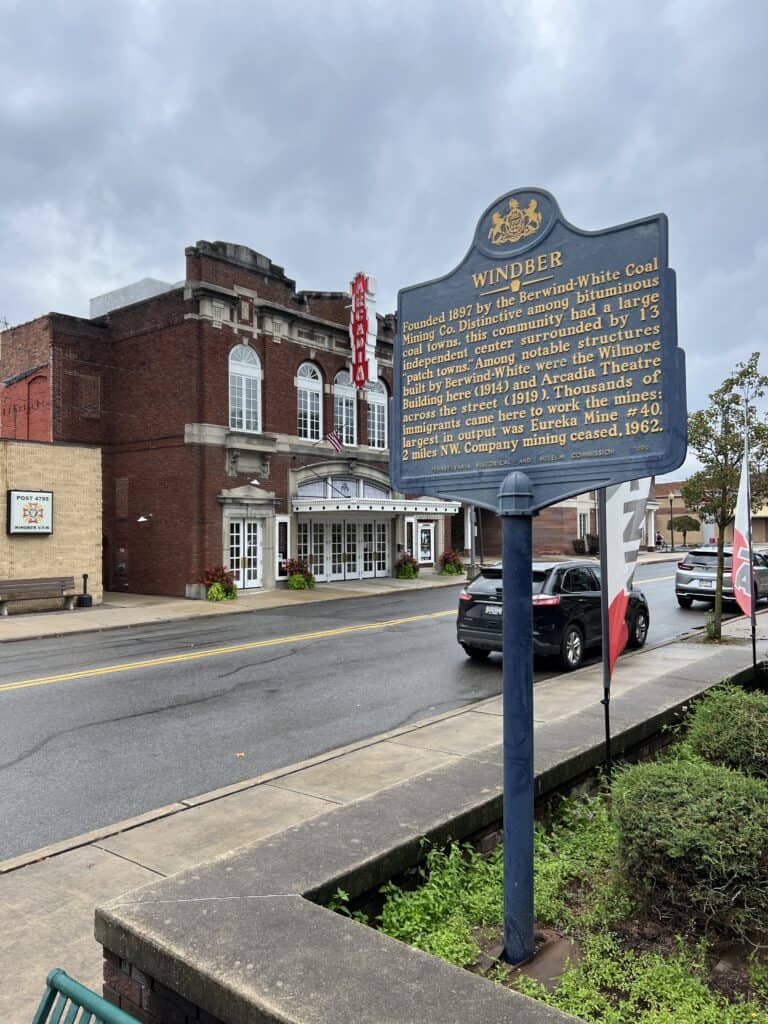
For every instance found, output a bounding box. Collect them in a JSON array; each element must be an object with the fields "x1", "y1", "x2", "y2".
[{"x1": 291, "y1": 497, "x2": 461, "y2": 515}]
